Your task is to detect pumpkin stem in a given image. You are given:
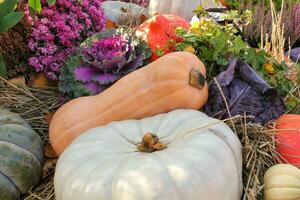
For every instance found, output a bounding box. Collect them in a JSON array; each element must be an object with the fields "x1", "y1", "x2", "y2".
[
  {"x1": 189, "y1": 69, "x2": 206, "y2": 90},
  {"x1": 137, "y1": 133, "x2": 167, "y2": 153}
]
